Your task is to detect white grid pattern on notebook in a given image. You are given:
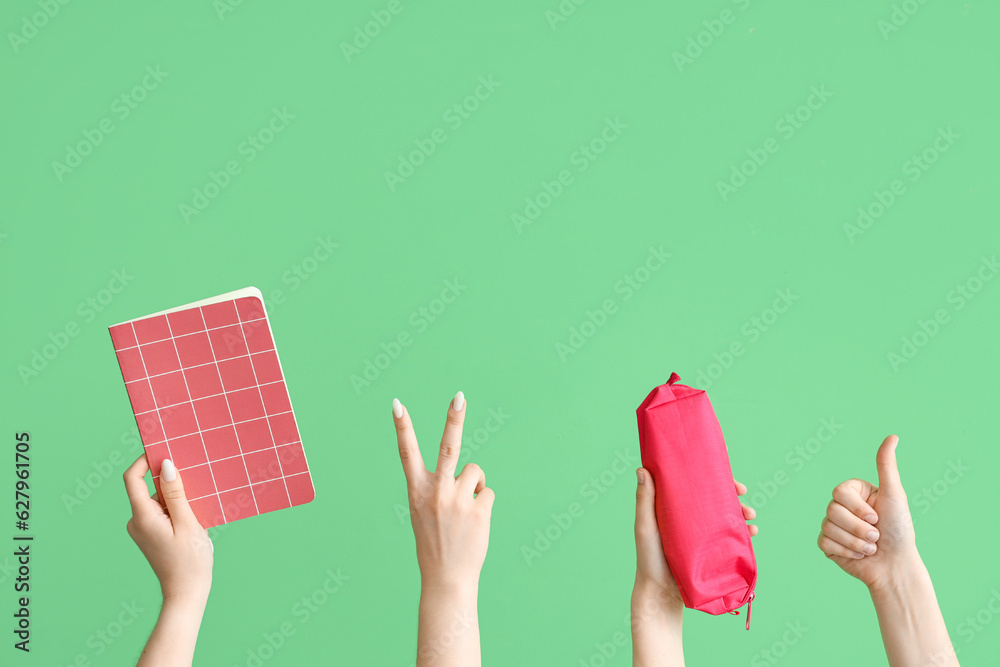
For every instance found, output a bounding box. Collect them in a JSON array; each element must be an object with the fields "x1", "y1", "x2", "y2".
[{"x1": 113, "y1": 297, "x2": 312, "y2": 525}]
